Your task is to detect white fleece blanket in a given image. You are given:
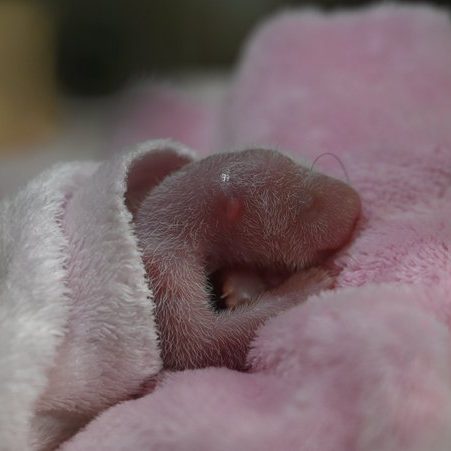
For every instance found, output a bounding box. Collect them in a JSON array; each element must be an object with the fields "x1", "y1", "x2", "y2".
[{"x1": 0, "y1": 140, "x2": 195, "y2": 450}]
